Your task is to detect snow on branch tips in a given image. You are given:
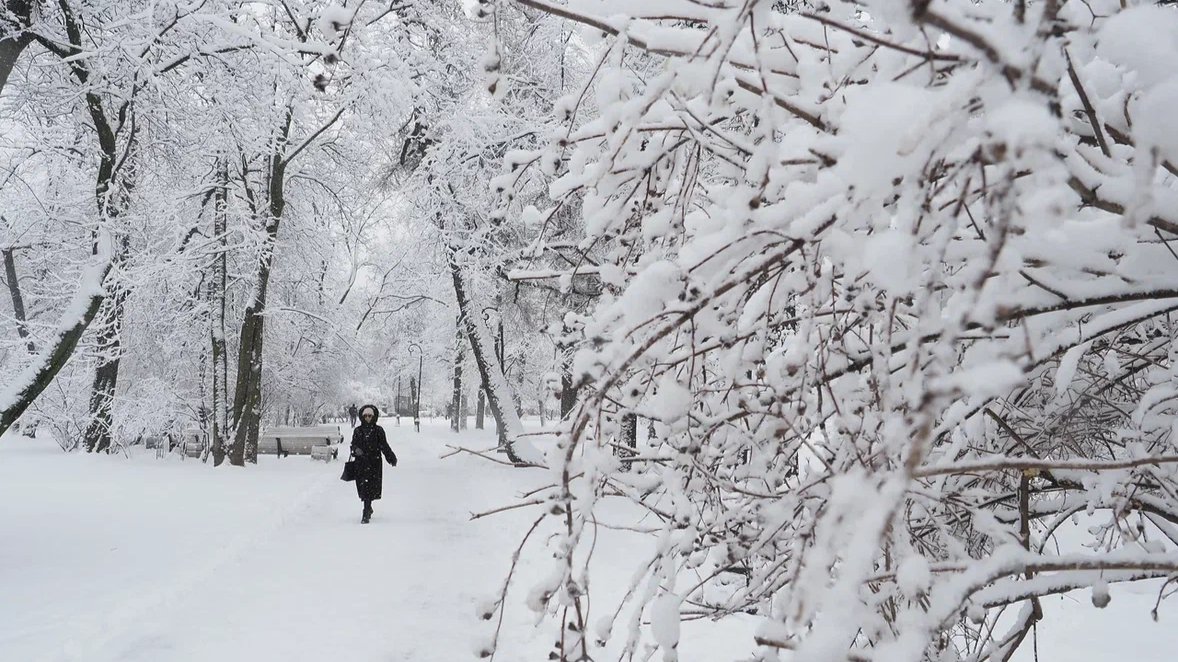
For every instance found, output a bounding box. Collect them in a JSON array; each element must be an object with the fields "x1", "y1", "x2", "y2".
[{"x1": 492, "y1": 0, "x2": 1178, "y2": 660}]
